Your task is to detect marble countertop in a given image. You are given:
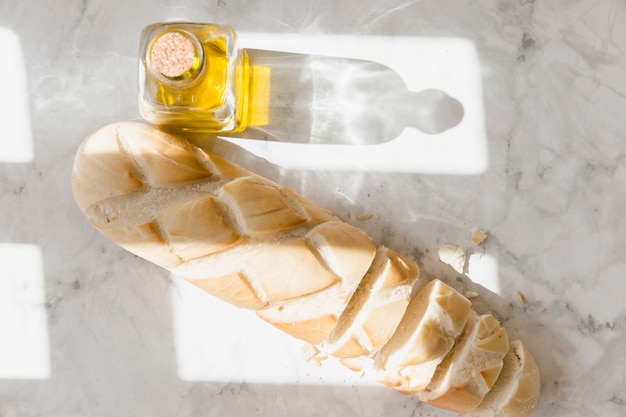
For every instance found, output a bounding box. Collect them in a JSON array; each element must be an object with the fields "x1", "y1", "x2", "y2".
[{"x1": 1, "y1": 1, "x2": 626, "y2": 416}]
